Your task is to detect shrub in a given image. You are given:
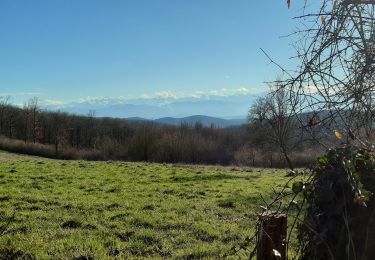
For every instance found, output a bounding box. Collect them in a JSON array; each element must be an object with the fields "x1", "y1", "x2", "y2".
[
  {"x1": 297, "y1": 147, "x2": 375, "y2": 259},
  {"x1": 0, "y1": 136, "x2": 104, "y2": 161}
]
